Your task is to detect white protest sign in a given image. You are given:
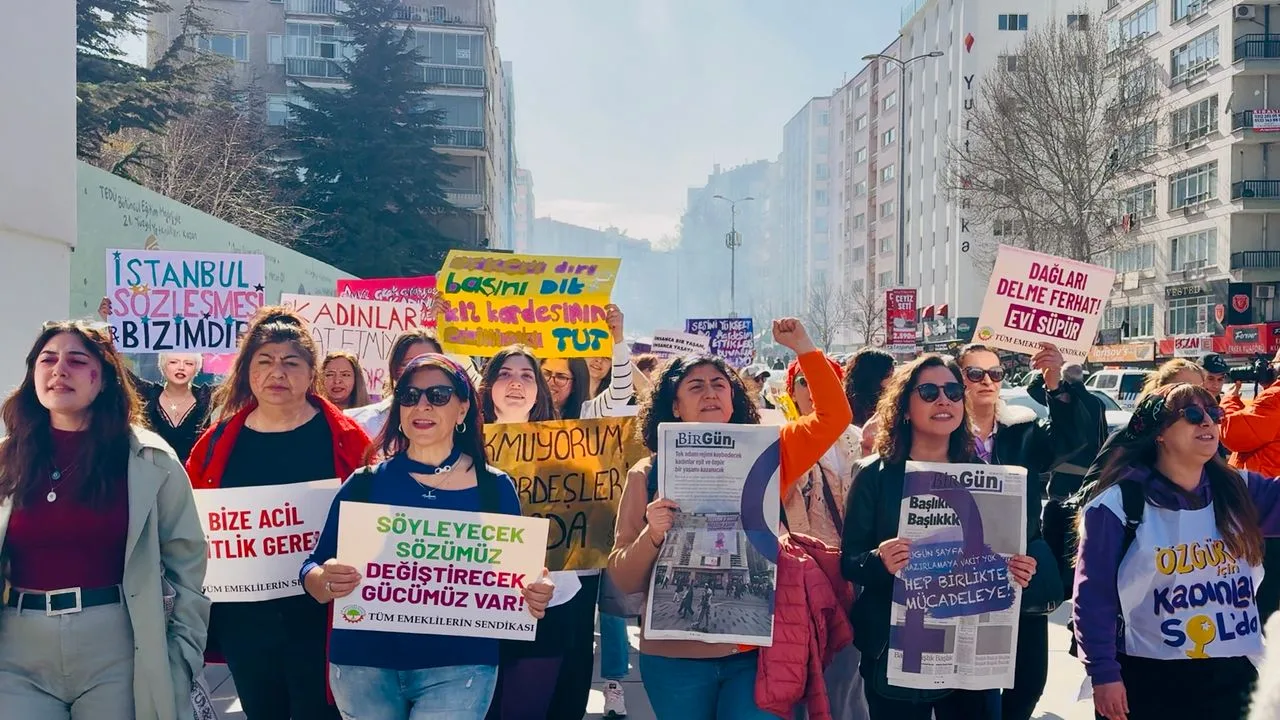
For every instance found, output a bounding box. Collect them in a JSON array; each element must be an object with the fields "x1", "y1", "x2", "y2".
[
  {"x1": 281, "y1": 293, "x2": 427, "y2": 396},
  {"x1": 334, "y1": 502, "x2": 550, "y2": 641},
  {"x1": 195, "y1": 479, "x2": 340, "y2": 602},
  {"x1": 652, "y1": 329, "x2": 711, "y2": 358},
  {"x1": 973, "y1": 245, "x2": 1114, "y2": 363}
]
